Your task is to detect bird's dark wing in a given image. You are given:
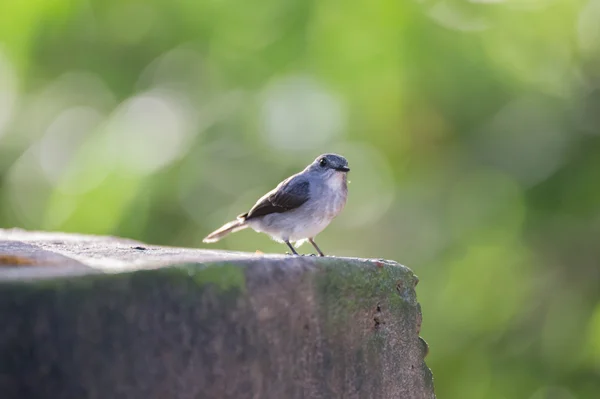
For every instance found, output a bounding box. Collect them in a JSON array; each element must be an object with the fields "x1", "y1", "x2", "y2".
[{"x1": 242, "y1": 176, "x2": 310, "y2": 221}]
